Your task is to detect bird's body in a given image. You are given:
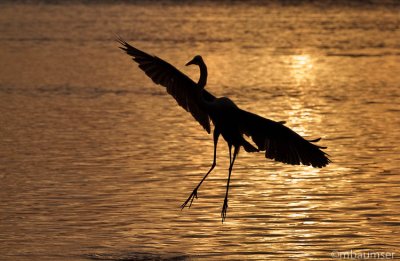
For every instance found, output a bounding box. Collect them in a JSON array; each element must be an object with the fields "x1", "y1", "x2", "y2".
[
  {"x1": 207, "y1": 97, "x2": 258, "y2": 152},
  {"x1": 209, "y1": 98, "x2": 240, "y2": 142},
  {"x1": 118, "y1": 37, "x2": 330, "y2": 222}
]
